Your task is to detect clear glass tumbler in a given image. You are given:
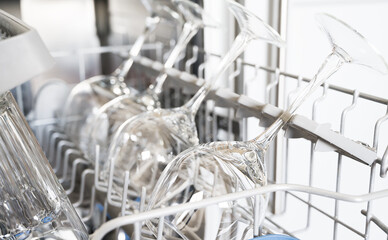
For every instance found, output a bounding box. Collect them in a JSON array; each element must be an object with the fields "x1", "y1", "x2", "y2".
[{"x1": 0, "y1": 91, "x2": 88, "y2": 240}]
